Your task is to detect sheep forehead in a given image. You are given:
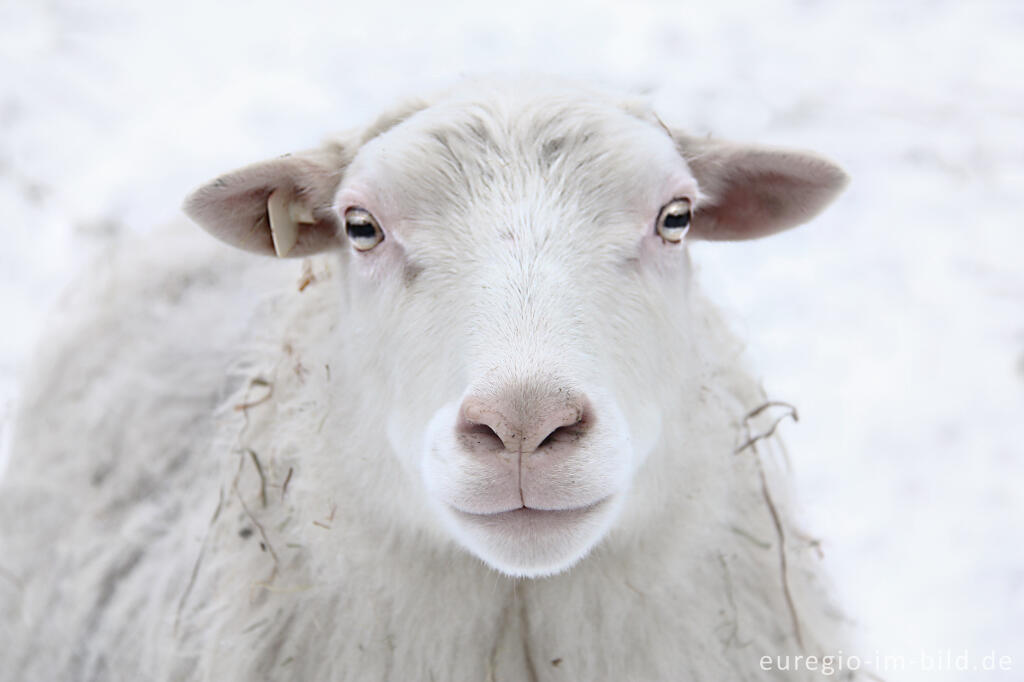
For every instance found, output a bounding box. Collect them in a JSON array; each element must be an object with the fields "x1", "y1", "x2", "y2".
[{"x1": 346, "y1": 85, "x2": 692, "y2": 245}]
